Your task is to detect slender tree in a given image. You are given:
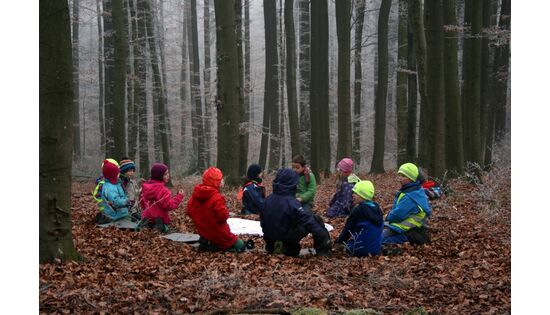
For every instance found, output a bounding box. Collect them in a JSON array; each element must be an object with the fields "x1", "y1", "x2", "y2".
[
  {"x1": 204, "y1": 0, "x2": 213, "y2": 164},
  {"x1": 396, "y1": 0, "x2": 408, "y2": 166},
  {"x1": 96, "y1": 0, "x2": 106, "y2": 153},
  {"x1": 310, "y1": 0, "x2": 330, "y2": 180},
  {"x1": 185, "y1": 0, "x2": 198, "y2": 167},
  {"x1": 370, "y1": 0, "x2": 392, "y2": 174},
  {"x1": 40, "y1": 0, "x2": 80, "y2": 263},
  {"x1": 135, "y1": 0, "x2": 149, "y2": 178},
  {"x1": 406, "y1": 10, "x2": 418, "y2": 163},
  {"x1": 112, "y1": 0, "x2": 128, "y2": 159},
  {"x1": 127, "y1": 0, "x2": 138, "y2": 160},
  {"x1": 443, "y1": 0, "x2": 464, "y2": 175},
  {"x1": 244, "y1": 0, "x2": 252, "y2": 159},
  {"x1": 180, "y1": 0, "x2": 189, "y2": 163},
  {"x1": 236, "y1": 0, "x2": 248, "y2": 175},
  {"x1": 284, "y1": 0, "x2": 301, "y2": 158},
  {"x1": 72, "y1": 0, "x2": 81, "y2": 162},
  {"x1": 353, "y1": 0, "x2": 366, "y2": 165},
  {"x1": 214, "y1": 0, "x2": 241, "y2": 186},
  {"x1": 268, "y1": 0, "x2": 282, "y2": 170},
  {"x1": 335, "y1": 0, "x2": 352, "y2": 160},
  {"x1": 298, "y1": 0, "x2": 311, "y2": 160},
  {"x1": 479, "y1": 0, "x2": 492, "y2": 162},
  {"x1": 103, "y1": 0, "x2": 115, "y2": 157}
]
